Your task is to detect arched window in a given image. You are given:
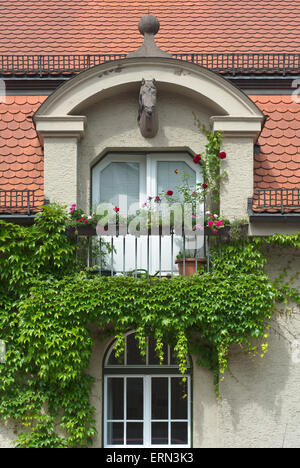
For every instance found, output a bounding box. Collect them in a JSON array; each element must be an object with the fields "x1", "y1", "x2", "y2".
[{"x1": 103, "y1": 331, "x2": 191, "y2": 448}]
